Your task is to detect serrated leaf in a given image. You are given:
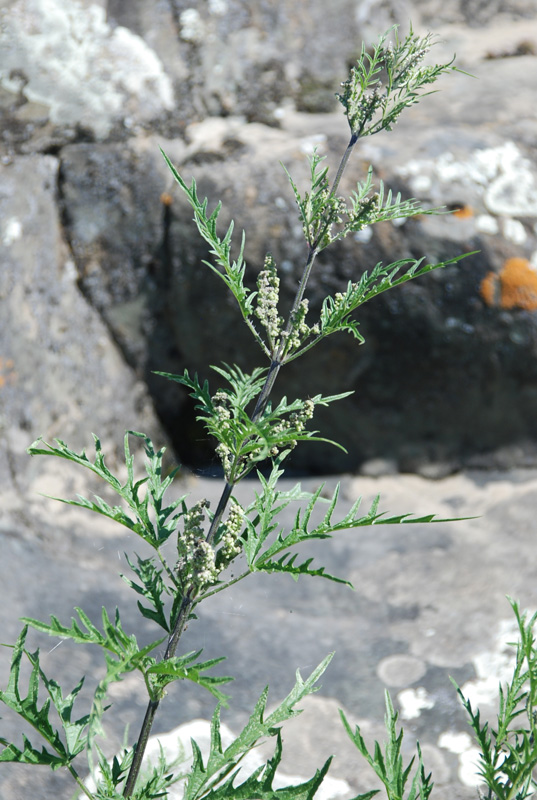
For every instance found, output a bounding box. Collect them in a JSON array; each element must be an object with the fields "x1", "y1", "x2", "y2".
[
  {"x1": 0, "y1": 627, "x2": 88, "y2": 769},
  {"x1": 255, "y1": 552, "x2": 353, "y2": 587},
  {"x1": 182, "y1": 655, "x2": 333, "y2": 800},
  {"x1": 147, "y1": 651, "x2": 232, "y2": 705},
  {"x1": 122, "y1": 554, "x2": 171, "y2": 633}
]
